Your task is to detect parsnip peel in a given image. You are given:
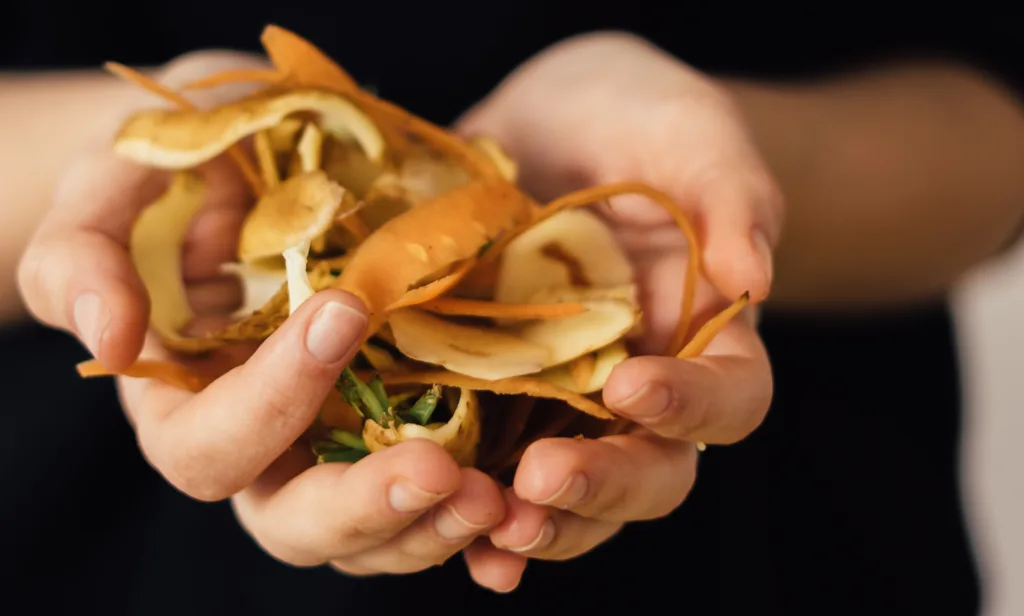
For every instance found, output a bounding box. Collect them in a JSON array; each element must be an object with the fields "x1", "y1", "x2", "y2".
[{"x1": 129, "y1": 172, "x2": 206, "y2": 345}]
